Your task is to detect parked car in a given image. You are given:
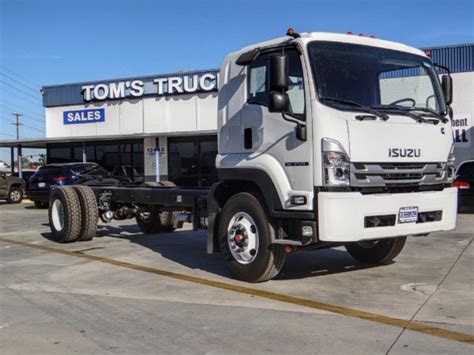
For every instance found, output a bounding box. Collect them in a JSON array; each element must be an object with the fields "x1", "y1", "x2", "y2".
[
  {"x1": 453, "y1": 160, "x2": 474, "y2": 212},
  {"x1": 28, "y1": 162, "x2": 123, "y2": 208},
  {"x1": 11, "y1": 170, "x2": 37, "y2": 192},
  {"x1": 0, "y1": 171, "x2": 25, "y2": 204}
]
